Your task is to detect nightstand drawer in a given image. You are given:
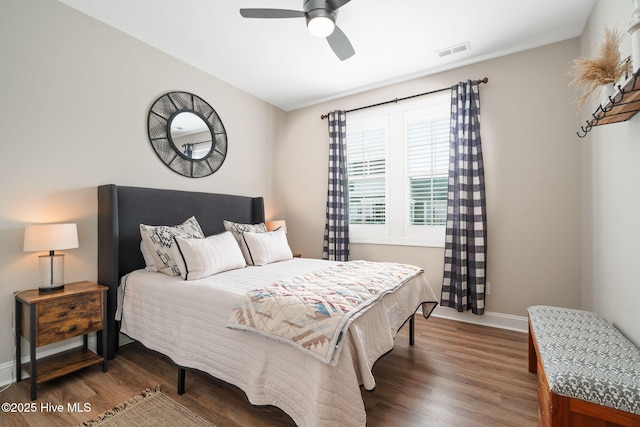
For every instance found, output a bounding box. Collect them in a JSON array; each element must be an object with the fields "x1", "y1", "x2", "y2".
[
  {"x1": 38, "y1": 293, "x2": 102, "y2": 323},
  {"x1": 37, "y1": 293, "x2": 103, "y2": 346},
  {"x1": 38, "y1": 312, "x2": 103, "y2": 346}
]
